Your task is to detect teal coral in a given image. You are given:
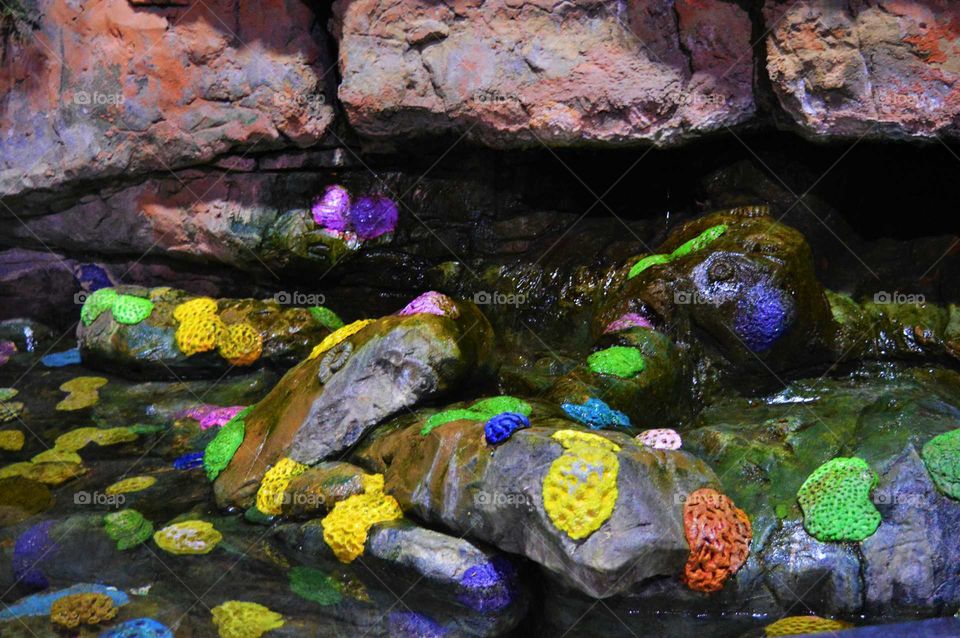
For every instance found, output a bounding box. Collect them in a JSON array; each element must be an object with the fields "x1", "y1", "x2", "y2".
[
  {"x1": 627, "y1": 224, "x2": 727, "y2": 279},
  {"x1": 103, "y1": 509, "x2": 154, "y2": 551},
  {"x1": 922, "y1": 428, "x2": 960, "y2": 499},
  {"x1": 309, "y1": 306, "x2": 345, "y2": 330},
  {"x1": 421, "y1": 396, "x2": 532, "y2": 435},
  {"x1": 289, "y1": 566, "x2": 342, "y2": 606},
  {"x1": 797, "y1": 457, "x2": 881, "y2": 542},
  {"x1": 80, "y1": 289, "x2": 118, "y2": 326},
  {"x1": 111, "y1": 295, "x2": 155, "y2": 325},
  {"x1": 587, "y1": 346, "x2": 645, "y2": 378},
  {"x1": 203, "y1": 407, "x2": 252, "y2": 481}
]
